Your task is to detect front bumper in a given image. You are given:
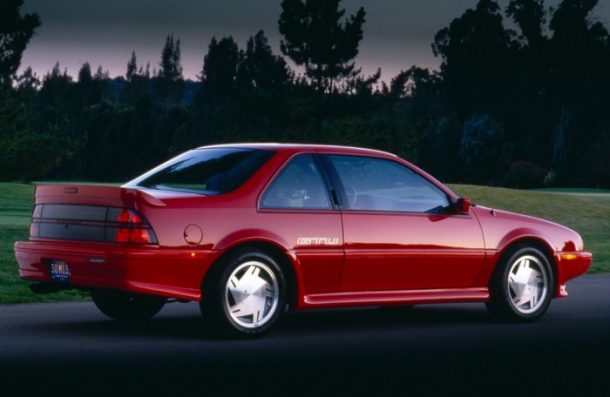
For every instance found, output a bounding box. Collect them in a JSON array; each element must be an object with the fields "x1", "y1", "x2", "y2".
[
  {"x1": 14, "y1": 240, "x2": 218, "y2": 301},
  {"x1": 554, "y1": 251, "x2": 592, "y2": 297}
]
